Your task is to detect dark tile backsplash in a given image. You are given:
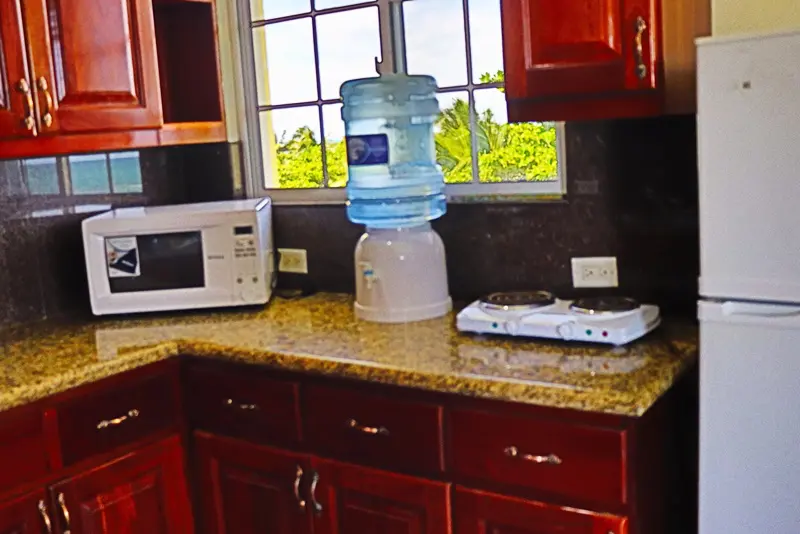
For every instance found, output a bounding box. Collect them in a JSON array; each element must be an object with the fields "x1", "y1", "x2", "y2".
[{"x1": 0, "y1": 114, "x2": 698, "y2": 327}]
